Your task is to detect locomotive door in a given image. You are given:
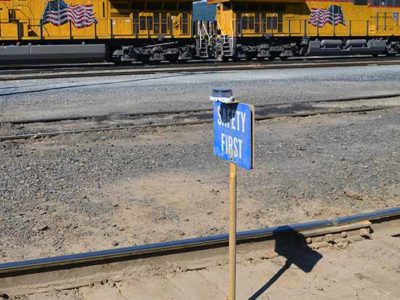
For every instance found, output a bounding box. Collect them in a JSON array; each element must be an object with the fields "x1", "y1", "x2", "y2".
[
  {"x1": 153, "y1": 12, "x2": 170, "y2": 35},
  {"x1": 266, "y1": 13, "x2": 283, "y2": 34},
  {"x1": 139, "y1": 13, "x2": 154, "y2": 35},
  {"x1": 240, "y1": 13, "x2": 256, "y2": 34}
]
